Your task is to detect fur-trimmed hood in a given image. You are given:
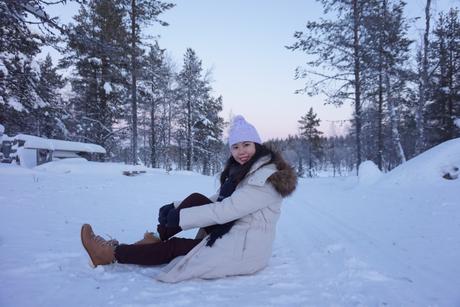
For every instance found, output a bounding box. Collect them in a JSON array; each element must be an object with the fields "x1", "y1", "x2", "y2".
[
  {"x1": 247, "y1": 152, "x2": 298, "y2": 198},
  {"x1": 267, "y1": 153, "x2": 298, "y2": 197}
]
